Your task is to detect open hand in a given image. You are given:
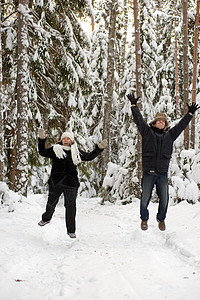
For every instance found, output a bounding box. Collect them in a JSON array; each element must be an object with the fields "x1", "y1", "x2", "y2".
[
  {"x1": 126, "y1": 93, "x2": 140, "y2": 105},
  {"x1": 187, "y1": 103, "x2": 200, "y2": 114}
]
